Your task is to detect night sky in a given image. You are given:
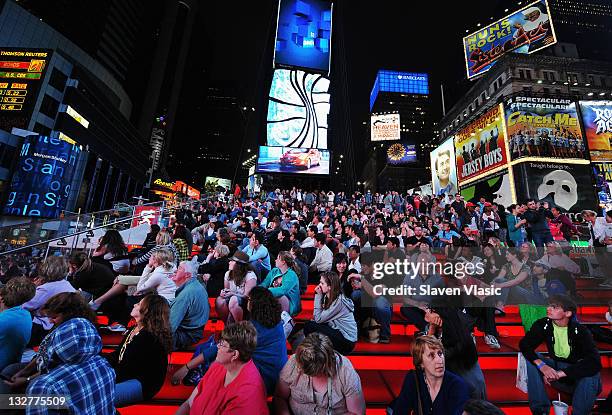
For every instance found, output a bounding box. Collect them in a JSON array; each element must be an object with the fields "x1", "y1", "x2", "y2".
[{"x1": 172, "y1": 0, "x2": 511, "y2": 180}]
